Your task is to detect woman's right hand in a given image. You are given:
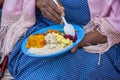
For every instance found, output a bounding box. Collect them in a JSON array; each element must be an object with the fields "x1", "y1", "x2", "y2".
[{"x1": 36, "y1": 0, "x2": 64, "y2": 24}]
